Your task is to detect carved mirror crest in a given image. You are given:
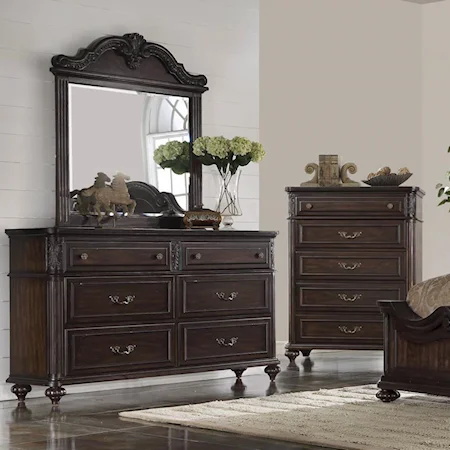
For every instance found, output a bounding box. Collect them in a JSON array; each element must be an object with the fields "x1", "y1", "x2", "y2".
[{"x1": 51, "y1": 33, "x2": 208, "y2": 227}]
